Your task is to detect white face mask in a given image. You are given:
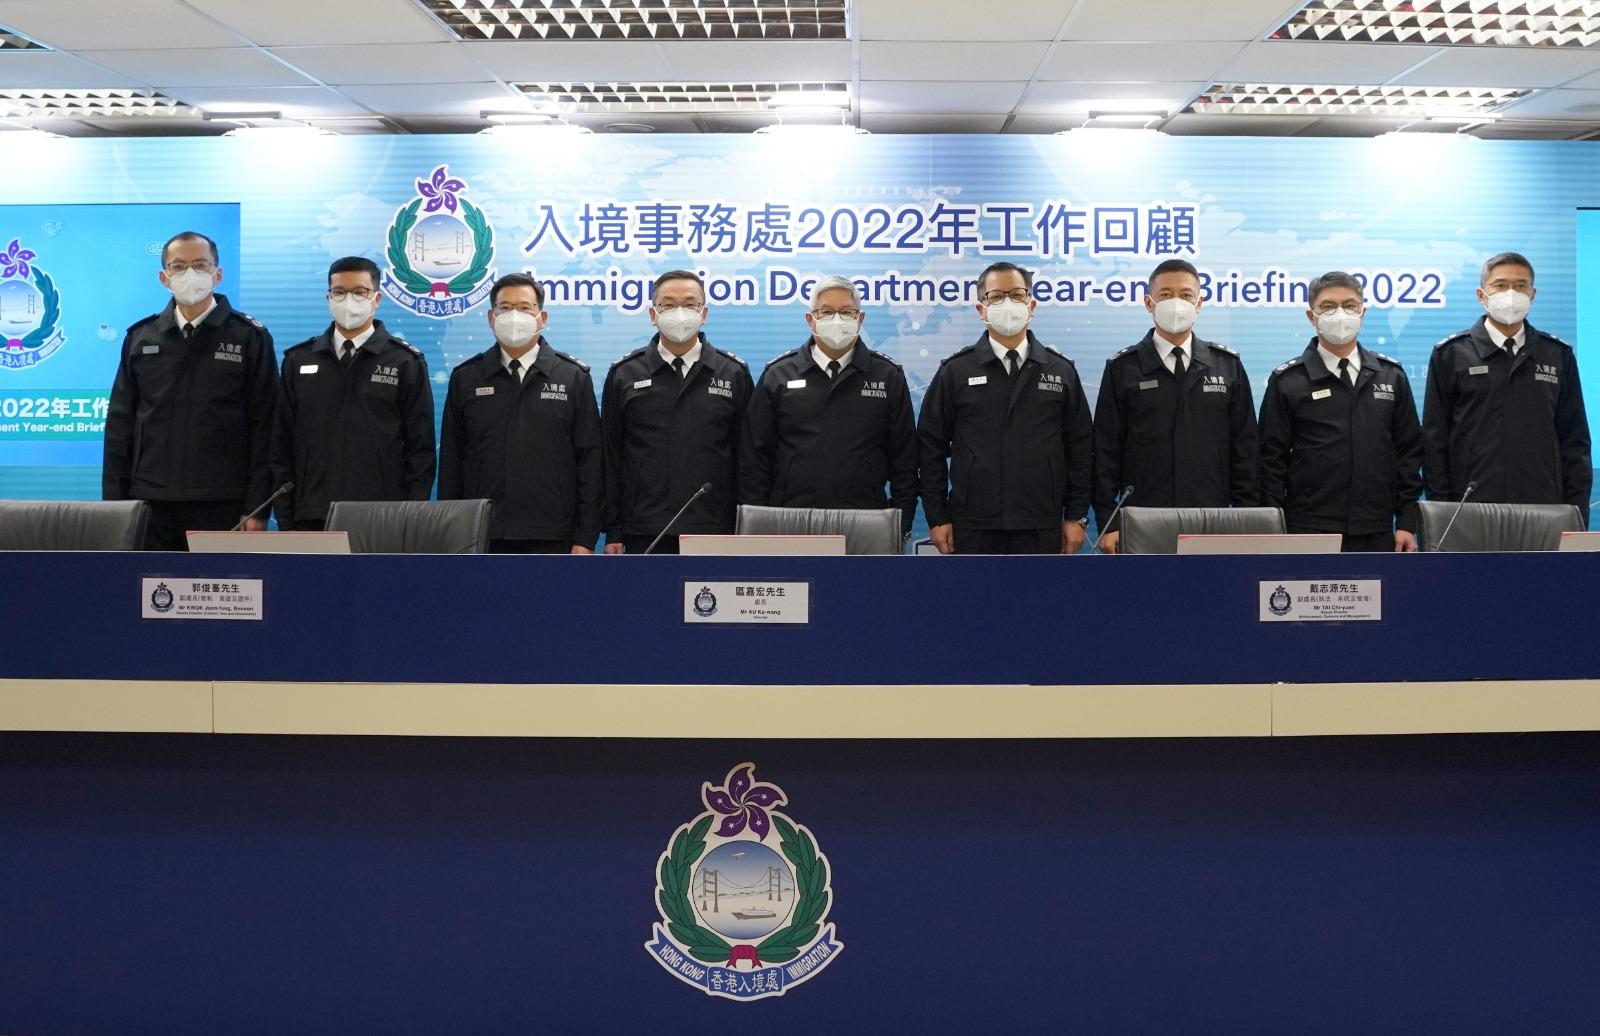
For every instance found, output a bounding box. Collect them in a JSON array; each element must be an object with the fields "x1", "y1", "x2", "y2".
[
  {"x1": 654, "y1": 306, "x2": 704, "y2": 345},
  {"x1": 328, "y1": 293, "x2": 374, "y2": 332},
  {"x1": 812, "y1": 314, "x2": 860, "y2": 352},
  {"x1": 1316, "y1": 310, "x2": 1362, "y2": 347},
  {"x1": 493, "y1": 310, "x2": 541, "y2": 350},
  {"x1": 1152, "y1": 298, "x2": 1197, "y2": 336},
  {"x1": 1484, "y1": 289, "x2": 1531, "y2": 326},
  {"x1": 983, "y1": 298, "x2": 1031, "y2": 338},
  {"x1": 167, "y1": 268, "x2": 215, "y2": 308}
]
